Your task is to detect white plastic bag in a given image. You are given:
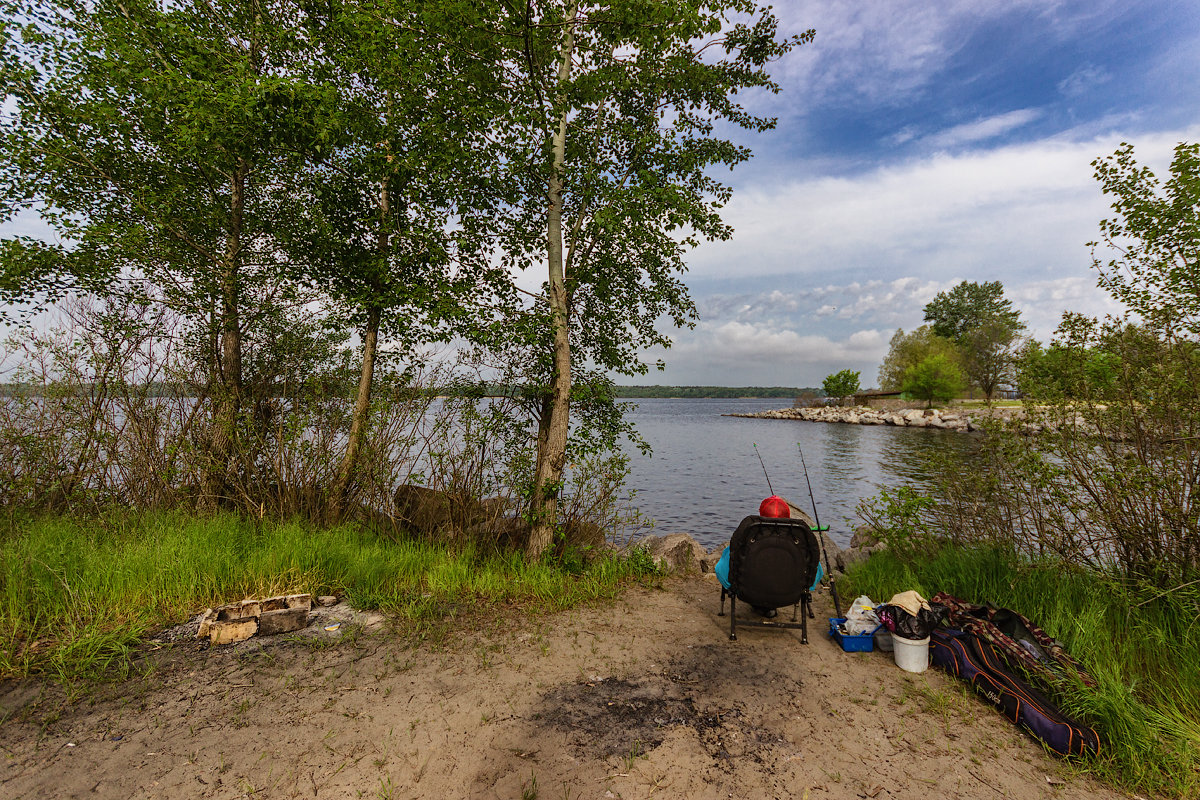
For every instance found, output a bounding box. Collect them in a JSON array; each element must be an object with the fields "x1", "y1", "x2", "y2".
[{"x1": 844, "y1": 594, "x2": 880, "y2": 635}]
